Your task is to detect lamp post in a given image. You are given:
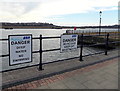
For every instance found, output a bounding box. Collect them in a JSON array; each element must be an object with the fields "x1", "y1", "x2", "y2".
[
  {"x1": 118, "y1": 20, "x2": 120, "y2": 32},
  {"x1": 99, "y1": 11, "x2": 102, "y2": 35}
]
